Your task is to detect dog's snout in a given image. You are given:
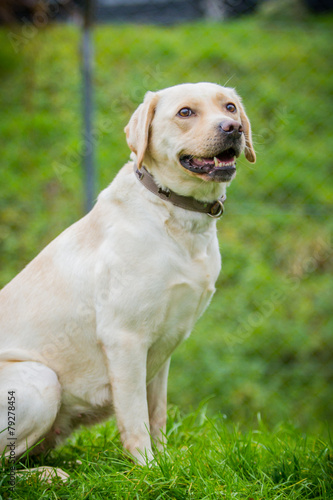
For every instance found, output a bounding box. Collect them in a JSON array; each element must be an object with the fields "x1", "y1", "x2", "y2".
[{"x1": 219, "y1": 120, "x2": 243, "y2": 136}]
